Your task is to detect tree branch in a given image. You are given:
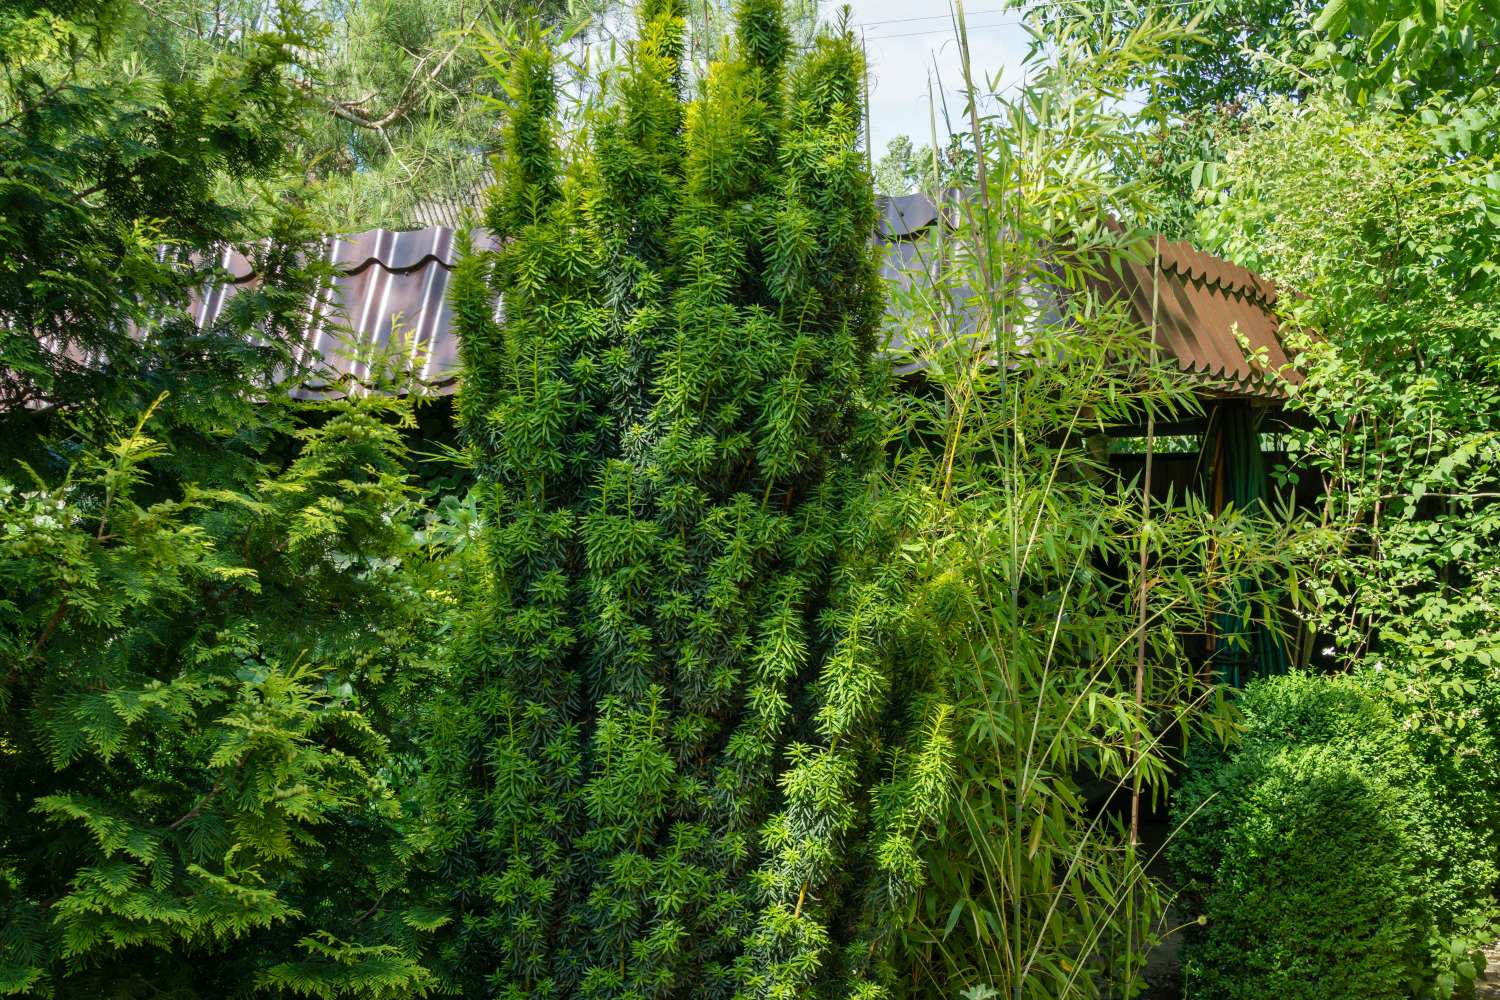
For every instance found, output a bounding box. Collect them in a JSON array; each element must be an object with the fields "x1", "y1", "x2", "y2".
[
  {"x1": 294, "y1": 6, "x2": 482, "y2": 132},
  {"x1": 27, "y1": 597, "x2": 70, "y2": 661},
  {"x1": 166, "y1": 774, "x2": 225, "y2": 831}
]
